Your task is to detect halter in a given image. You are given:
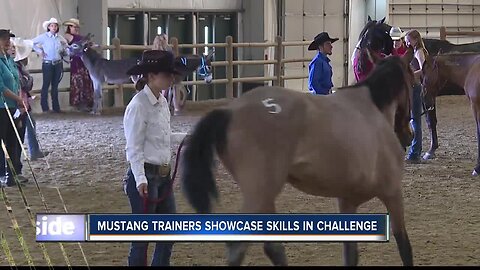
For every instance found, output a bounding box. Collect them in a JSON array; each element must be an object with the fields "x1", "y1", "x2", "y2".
[
  {"x1": 419, "y1": 49, "x2": 445, "y2": 116},
  {"x1": 197, "y1": 56, "x2": 211, "y2": 78},
  {"x1": 180, "y1": 57, "x2": 187, "y2": 66}
]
